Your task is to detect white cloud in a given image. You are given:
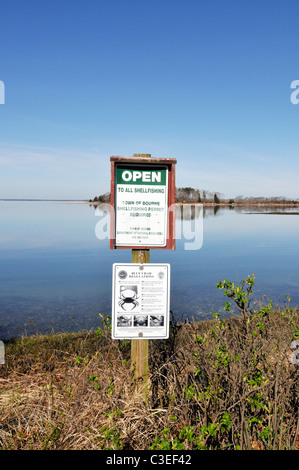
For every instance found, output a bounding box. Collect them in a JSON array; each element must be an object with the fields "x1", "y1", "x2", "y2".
[
  {"x1": 0, "y1": 142, "x2": 107, "y2": 170},
  {"x1": 0, "y1": 141, "x2": 110, "y2": 199},
  {"x1": 176, "y1": 141, "x2": 299, "y2": 199}
]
